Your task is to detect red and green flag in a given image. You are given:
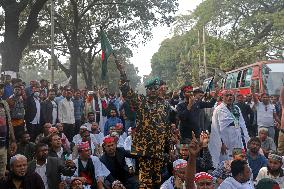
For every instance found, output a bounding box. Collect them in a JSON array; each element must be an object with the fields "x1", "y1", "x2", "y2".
[{"x1": 101, "y1": 30, "x2": 113, "y2": 80}]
